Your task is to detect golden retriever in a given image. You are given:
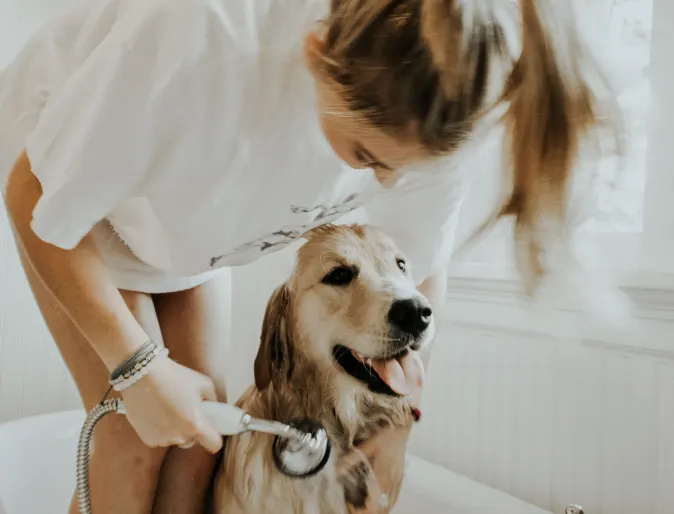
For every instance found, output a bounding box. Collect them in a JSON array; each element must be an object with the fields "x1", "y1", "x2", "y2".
[{"x1": 213, "y1": 224, "x2": 435, "y2": 514}]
